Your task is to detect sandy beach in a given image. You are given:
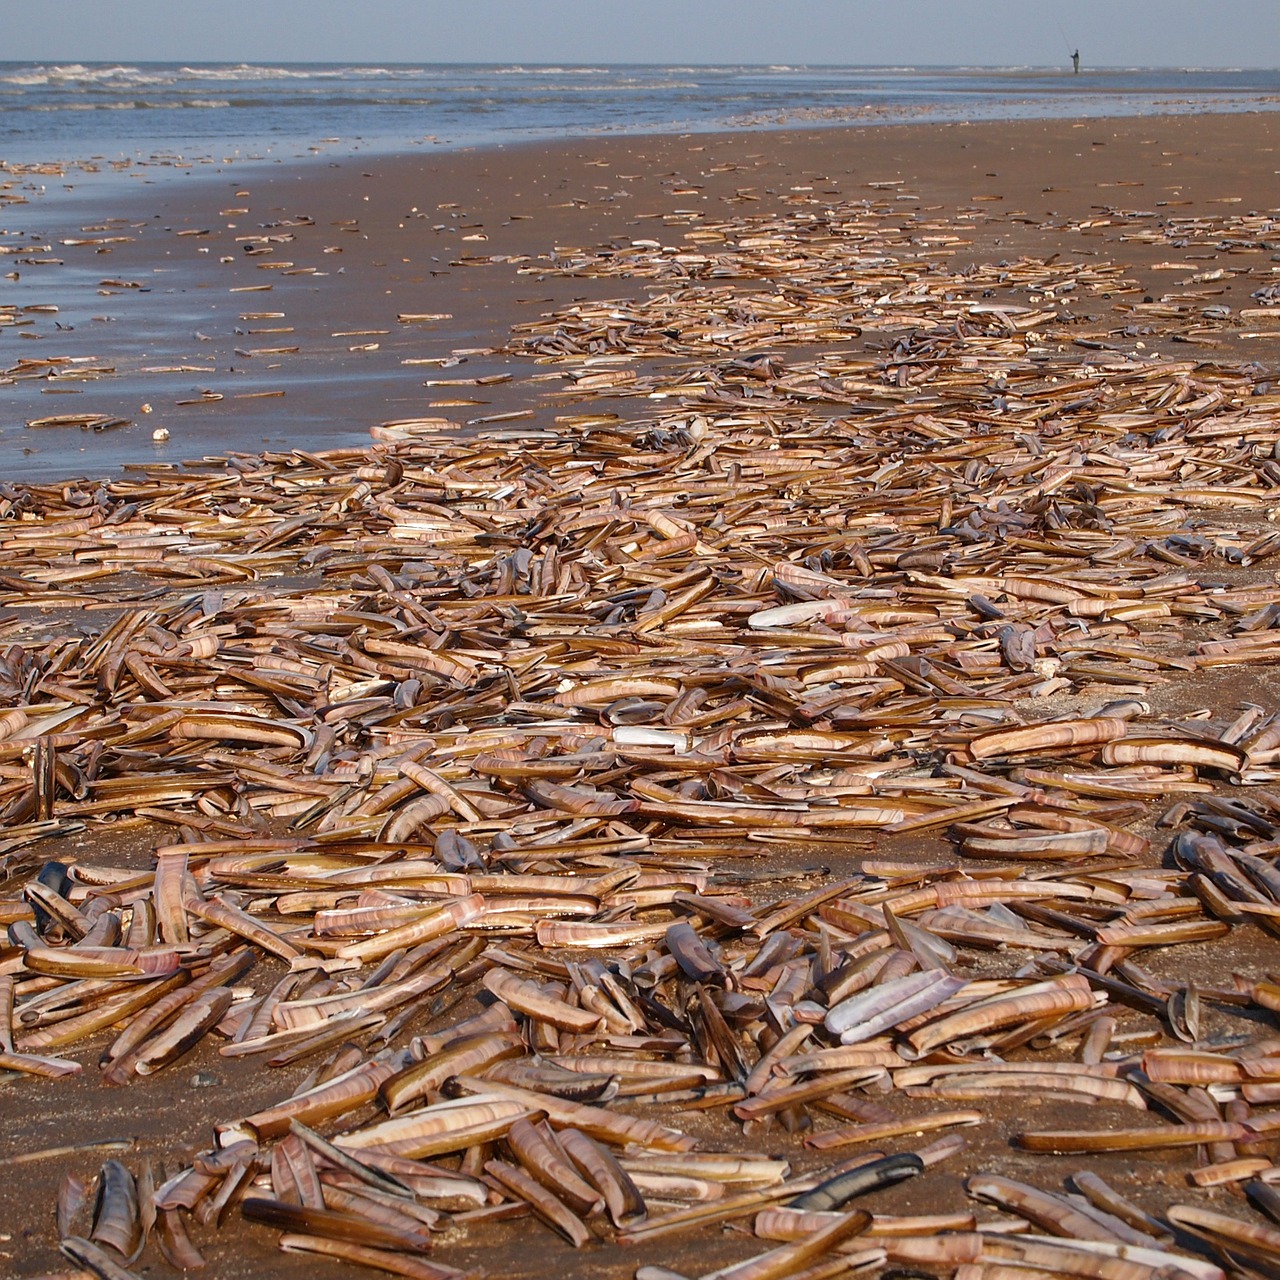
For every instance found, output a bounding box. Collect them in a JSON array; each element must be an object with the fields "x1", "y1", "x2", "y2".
[
  {"x1": 2, "y1": 110, "x2": 1280, "y2": 1279},
  {"x1": 4, "y1": 111, "x2": 1278, "y2": 481}
]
